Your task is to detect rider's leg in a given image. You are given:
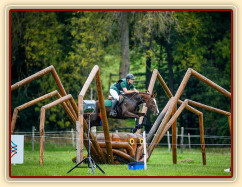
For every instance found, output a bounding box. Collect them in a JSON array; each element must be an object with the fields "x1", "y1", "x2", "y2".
[
  {"x1": 109, "y1": 89, "x2": 119, "y2": 116},
  {"x1": 110, "y1": 99, "x2": 118, "y2": 115}
]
